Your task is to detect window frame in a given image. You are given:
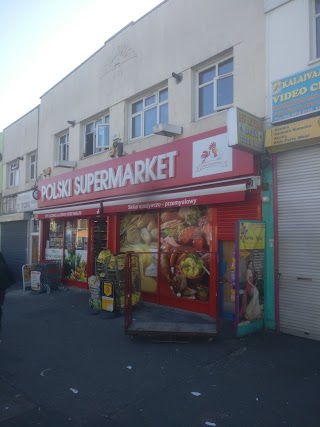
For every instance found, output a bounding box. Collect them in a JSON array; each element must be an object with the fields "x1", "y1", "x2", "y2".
[
  {"x1": 196, "y1": 56, "x2": 234, "y2": 119},
  {"x1": 311, "y1": 0, "x2": 320, "y2": 60},
  {"x1": 129, "y1": 87, "x2": 168, "y2": 141},
  {"x1": 83, "y1": 114, "x2": 110, "y2": 158},
  {"x1": 58, "y1": 132, "x2": 69, "y2": 162},
  {"x1": 28, "y1": 152, "x2": 37, "y2": 182},
  {"x1": 8, "y1": 161, "x2": 20, "y2": 188}
]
